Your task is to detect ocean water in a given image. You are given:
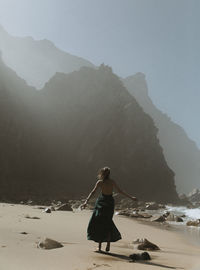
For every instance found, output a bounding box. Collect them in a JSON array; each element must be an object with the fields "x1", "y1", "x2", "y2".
[
  {"x1": 165, "y1": 206, "x2": 200, "y2": 247},
  {"x1": 166, "y1": 205, "x2": 200, "y2": 220},
  {"x1": 140, "y1": 205, "x2": 200, "y2": 247}
]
